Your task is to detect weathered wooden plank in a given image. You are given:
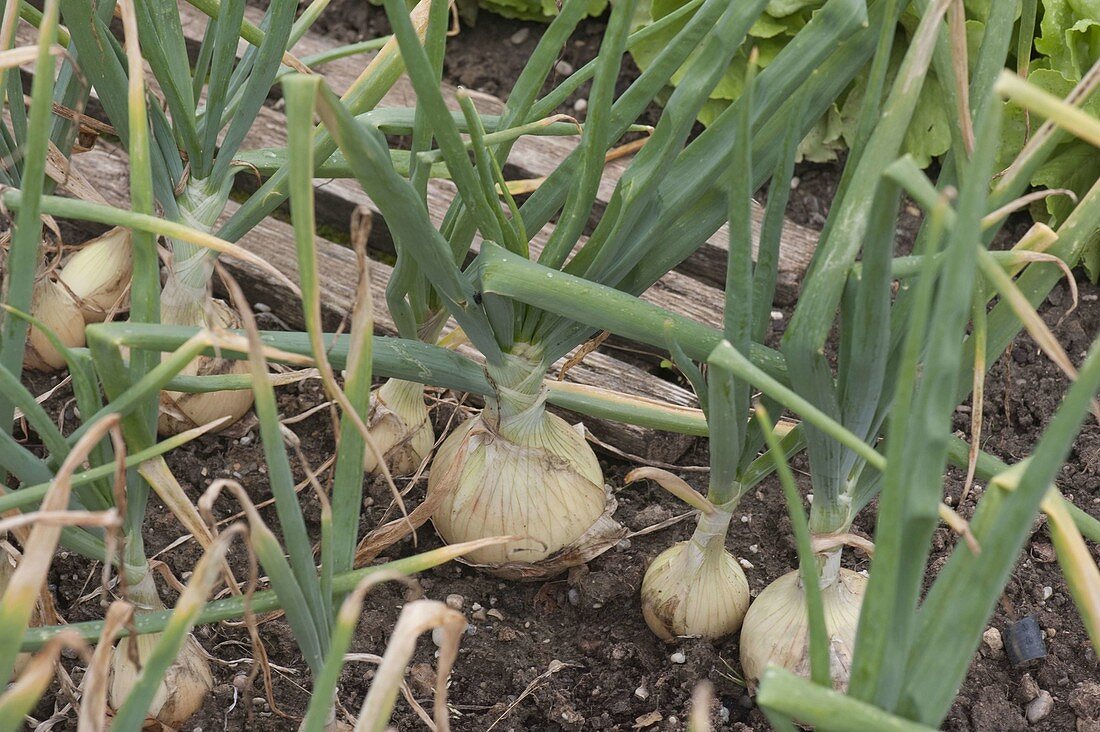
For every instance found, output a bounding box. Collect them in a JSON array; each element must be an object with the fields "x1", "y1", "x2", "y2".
[
  {"x1": 181, "y1": 2, "x2": 818, "y2": 301},
  {"x1": 67, "y1": 142, "x2": 697, "y2": 460}
]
